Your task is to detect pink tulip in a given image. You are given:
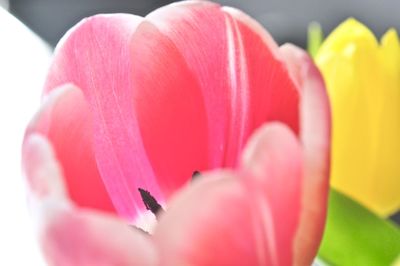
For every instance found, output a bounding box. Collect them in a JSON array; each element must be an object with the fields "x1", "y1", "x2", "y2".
[{"x1": 23, "y1": 1, "x2": 330, "y2": 265}]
